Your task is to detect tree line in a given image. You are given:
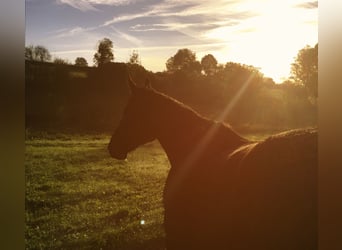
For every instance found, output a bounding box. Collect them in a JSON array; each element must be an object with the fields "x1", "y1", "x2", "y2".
[
  {"x1": 25, "y1": 38, "x2": 138, "y2": 67},
  {"x1": 25, "y1": 38, "x2": 317, "y2": 132},
  {"x1": 25, "y1": 38, "x2": 318, "y2": 98}
]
